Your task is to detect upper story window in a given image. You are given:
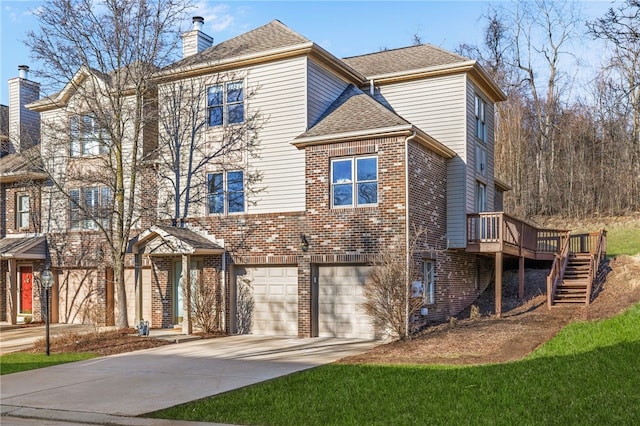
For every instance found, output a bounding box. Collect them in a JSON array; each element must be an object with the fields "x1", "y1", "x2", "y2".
[
  {"x1": 16, "y1": 194, "x2": 30, "y2": 229},
  {"x1": 475, "y1": 95, "x2": 487, "y2": 142},
  {"x1": 70, "y1": 115, "x2": 110, "y2": 157},
  {"x1": 476, "y1": 181, "x2": 487, "y2": 212},
  {"x1": 207, "y1": 170, "x2": 244, "y2": 214},
  {"x1": 69, "y1": 186, "x2": 112, "y2": 230},
  {"x1": 475, "y1": 144, "x2": 487, "y2": 176},
  {"x1": 207, "y1": 81, "x2": 244, "y2": 127},
  {"x1": 331, "y1": 156, "x2": 378, "y2": 208}
]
